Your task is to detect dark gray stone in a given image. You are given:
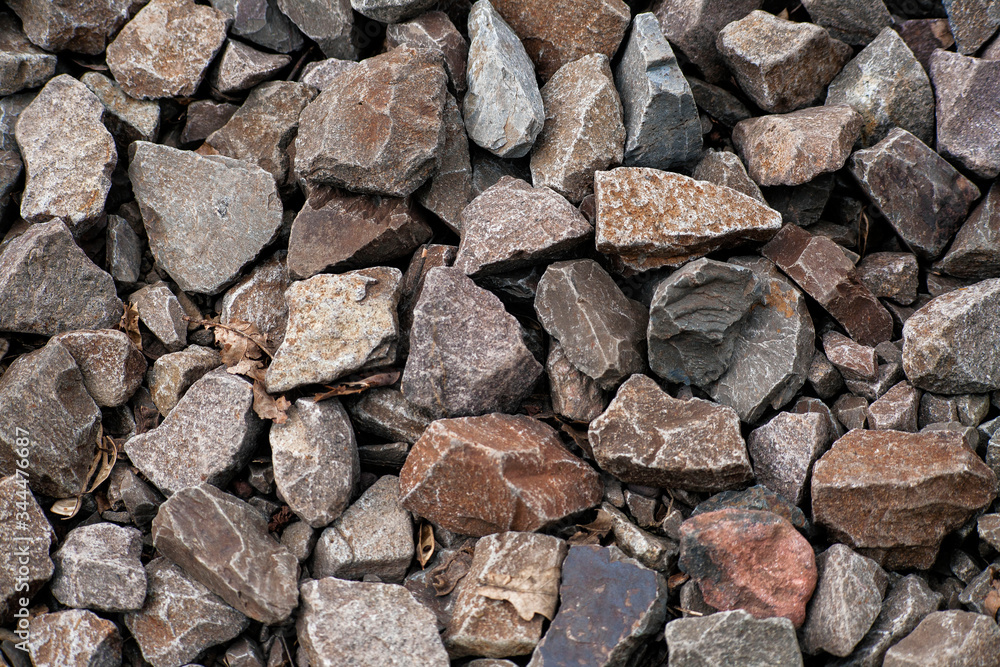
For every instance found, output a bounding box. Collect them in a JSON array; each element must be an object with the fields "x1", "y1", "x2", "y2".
[
  {"x1": 687, "y1": 77, "x2": 752, "y2": 127},
  {"x1": 762, "y1": 173, "x2": 835, "y2": 227},
  {"x1": 931, "y1": 50, "x2": 1000, "y2": 180},
  {"x1": 51, "y1": 523, "x2": 146, "y2": 612},
  {"x1": 935, "y1": 182, "x2": 1000, "y2": 280},
  {"x1": 802, "y1": 0, "x2": 892, "y2": 45},
  {"x1": 208, "y1": 40, "x2": 292, "y2": 95},
  {"x1": 347, "y1": 388, "x2": 433, "y2": 444},
  {"x1": 808, "y1": 351, "x2": 845, "y2": 400},
  {"x1": 278, "y1": 0, "x2": 355, "y2": 59},
  {"x1": 856, "y1": 252, "x2": 919, "y2": 305},
  {"x1": 180, "y1": 100, "x2": 238, "y2": 144},
  {"x1": 209, "y1": 0, "x2": 304, "y2": 53},
  {"x1": 106, "y1": 215, "x2": 142, "y2": 285},
  {"x1": 651, "y1": 0, "x2": 762, "y2": 83},
  {"x1": 693, "y1": 149, "x2": 765, "y2": 204},
  {"x1": 664, "y1": 610, "x2": 803, "y2": 667}
]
